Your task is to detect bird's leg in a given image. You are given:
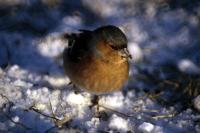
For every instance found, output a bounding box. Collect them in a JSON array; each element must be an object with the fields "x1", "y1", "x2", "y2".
[
  {"x1": 90, "y1": 95, "x2": 100, "y2": 117},
  {"x1": 67, "y1": 81, "x2": 82, "y2": 94},
  {"x1": 91, "y1": 95, "x2": 99, "y2": 107},
  {"x1": 72, "y1": 84, "x2": 81, "y2": 94}
]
